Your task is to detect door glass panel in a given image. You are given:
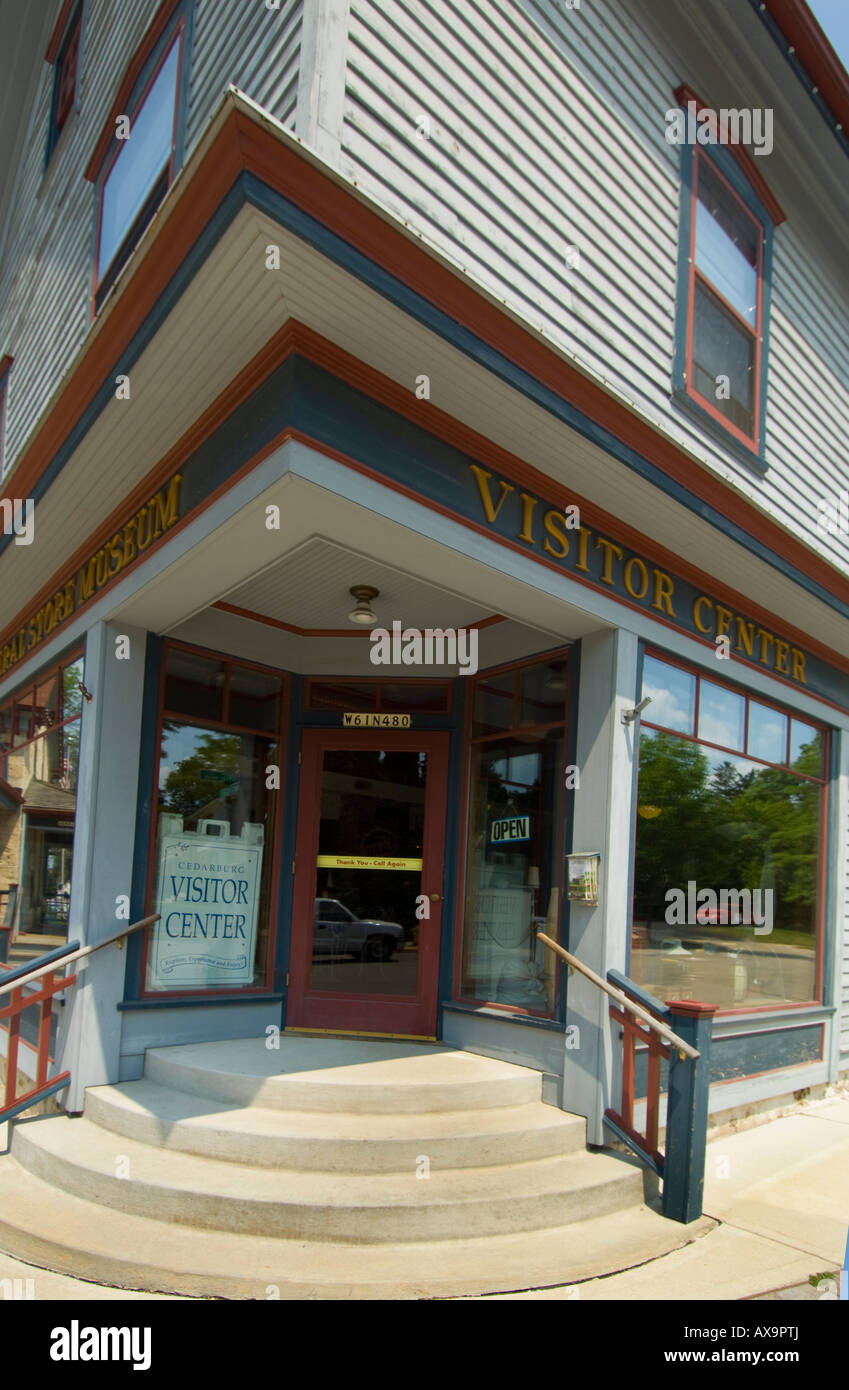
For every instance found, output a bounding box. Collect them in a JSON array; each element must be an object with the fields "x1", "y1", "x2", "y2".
[{"x1": 311, "y1": 748, "x2": 426, "y2": 996}]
